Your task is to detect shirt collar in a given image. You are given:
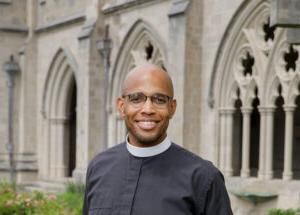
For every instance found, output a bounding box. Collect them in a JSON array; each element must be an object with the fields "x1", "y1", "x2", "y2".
[{"x1": 126, "y1": 135, "x2": 171, "y2": 157}]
